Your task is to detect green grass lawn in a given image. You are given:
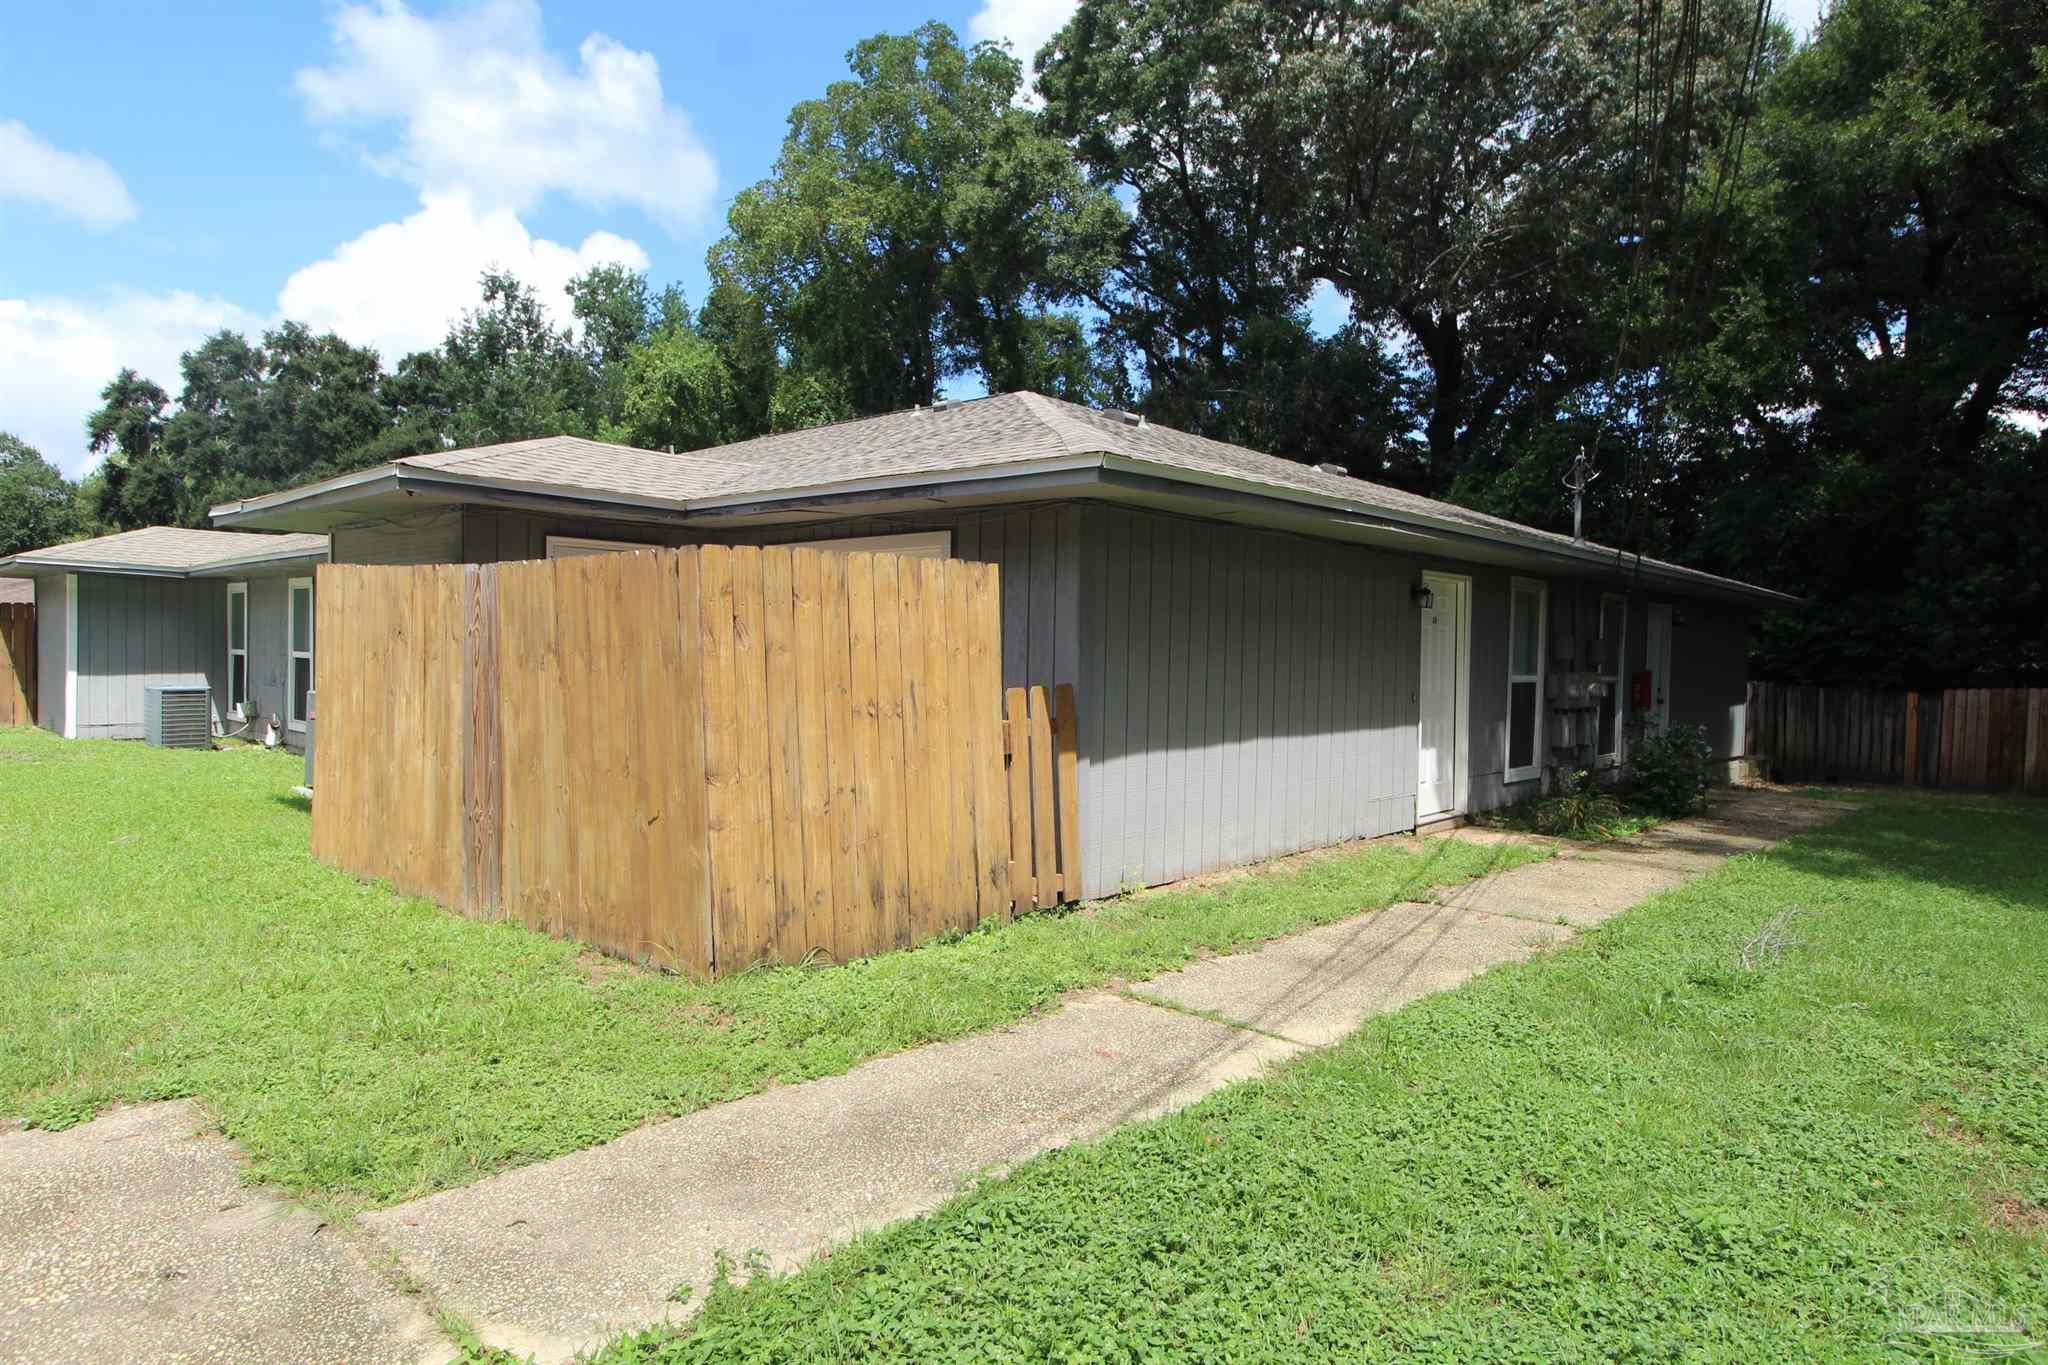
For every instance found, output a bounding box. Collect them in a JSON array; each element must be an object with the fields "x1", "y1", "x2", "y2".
[
  {"x1": 0, "y1": 727, "x2": 1537, "y2": 1214},
  {"x1": 600, "y1": 790, "x2": 2048, "y2": 1363}
]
